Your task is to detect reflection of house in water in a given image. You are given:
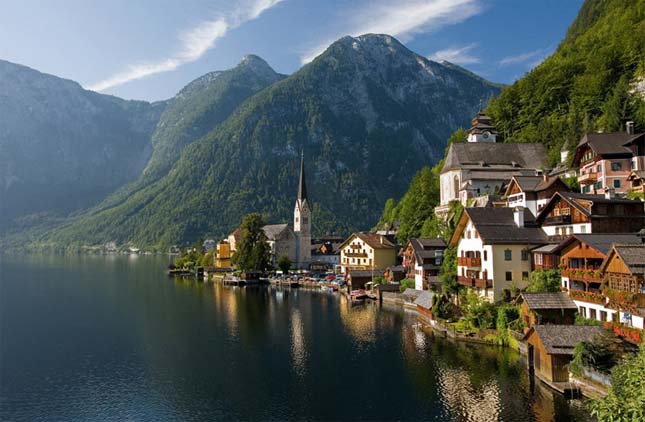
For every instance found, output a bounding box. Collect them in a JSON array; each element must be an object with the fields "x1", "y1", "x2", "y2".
[
  {"x1": 290, "y1": 309, "x2": 307, "y2": 376},
  {"x1": 437, "y1": 367, "x2": 502, "y2": 421}
]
